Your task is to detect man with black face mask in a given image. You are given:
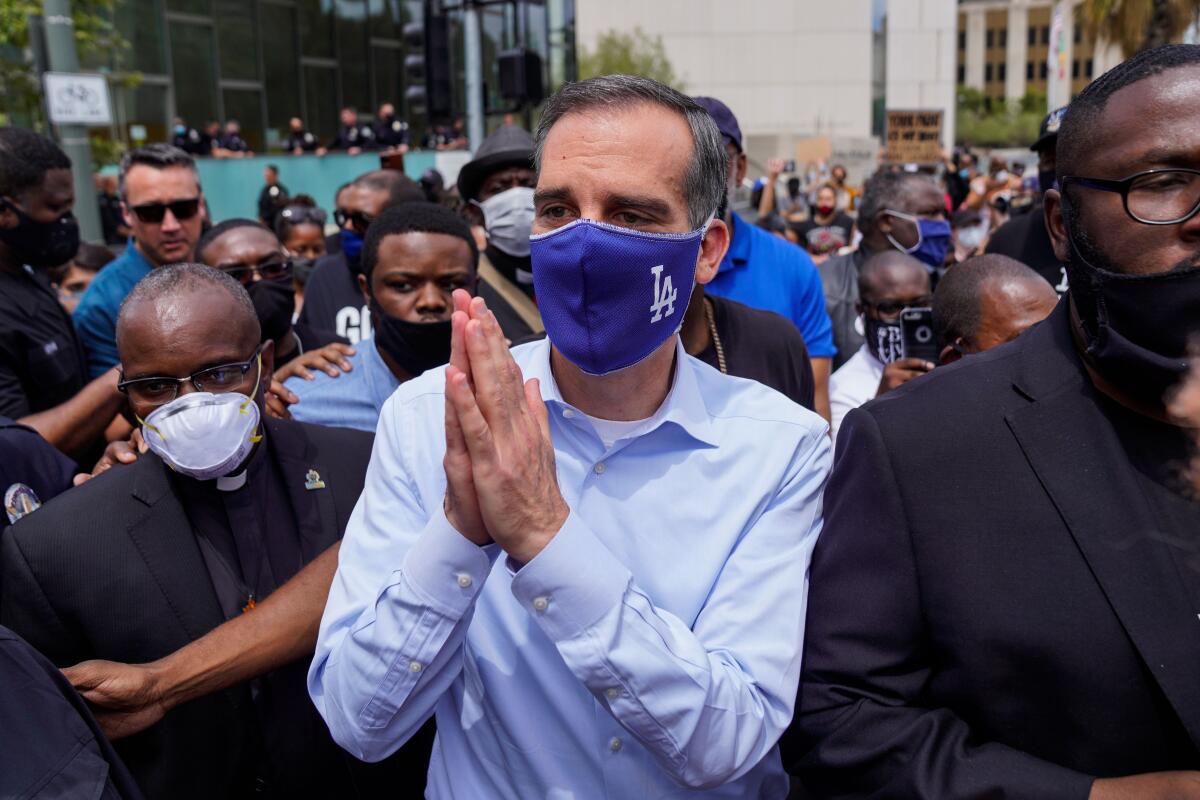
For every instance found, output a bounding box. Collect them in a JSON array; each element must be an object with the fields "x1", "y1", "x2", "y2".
[
  {"x1": 0, "y1": 127, "x2": 125, "y2": 459},
  {"x1": 986, "y1": 105, "x2": 1072, "y2": 295},
  {"x1": 788, "y1": 45, "x2": 1200, "y2": 798},
  {"x1": 286, "y1": 202, "x2": 477, "y2": 431}
]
